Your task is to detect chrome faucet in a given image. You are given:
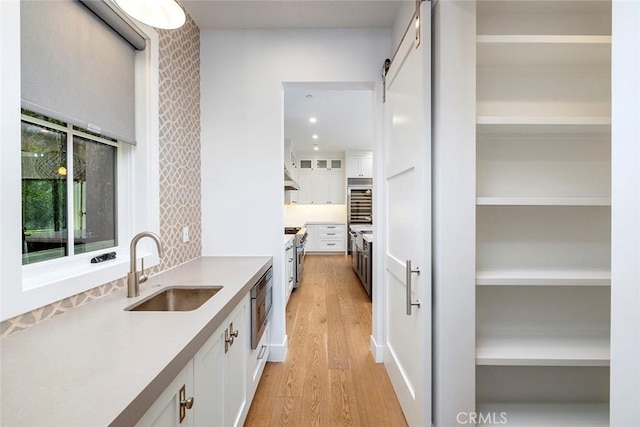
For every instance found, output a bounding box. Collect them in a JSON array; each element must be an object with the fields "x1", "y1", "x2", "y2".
[{"x1": 127, "y1": 231, "x2": 164, "y2": 298}]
